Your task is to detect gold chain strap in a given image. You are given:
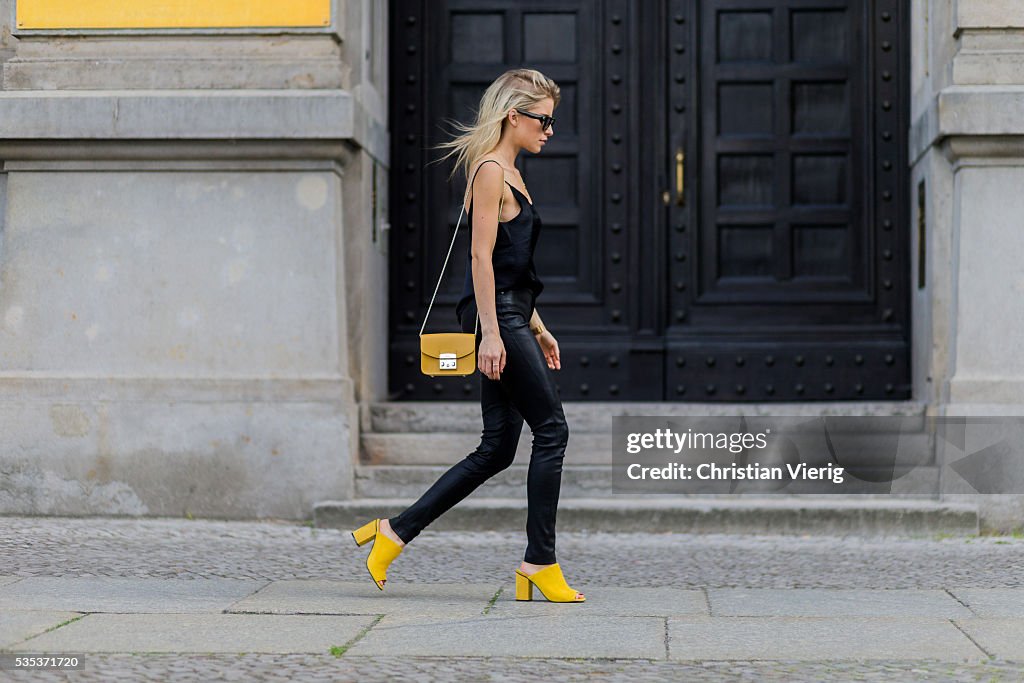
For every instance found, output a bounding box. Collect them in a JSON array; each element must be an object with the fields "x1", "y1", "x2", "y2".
[{"x1": 419, "y1": 160, "x2": 507, "y2": 338}]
